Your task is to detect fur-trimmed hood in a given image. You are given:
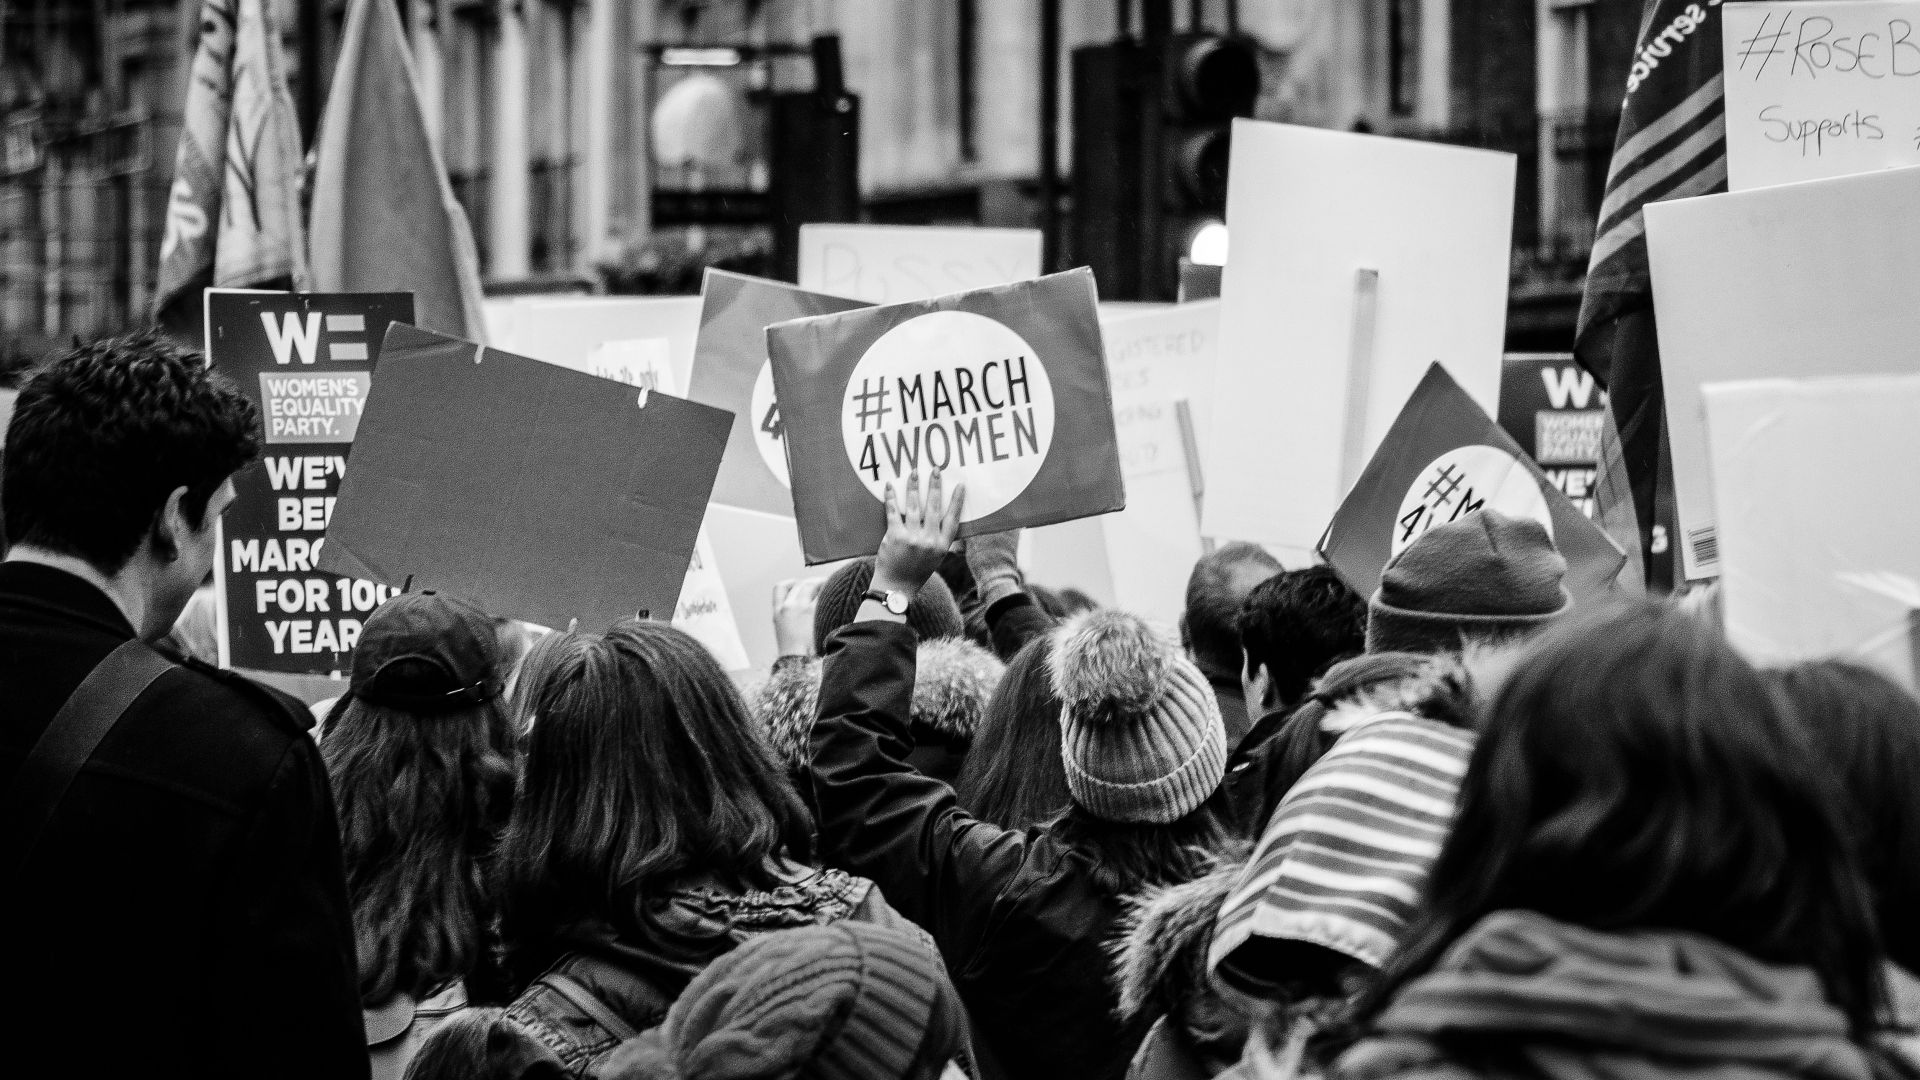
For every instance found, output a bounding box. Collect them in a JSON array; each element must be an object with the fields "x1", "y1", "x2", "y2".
[
  {"x1": 1110, "y1": 862, "x2": 1244, "y2": 1024},
  {"x1": 747, "y1": 640, "x2": 1004, "y2": 772},
  {"x1": 909, "y1": 637, "x2": 1004, "y2": 746},
  {"x1": 1313, "y1": 649, "x2": 1485, "y2": 739}
]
